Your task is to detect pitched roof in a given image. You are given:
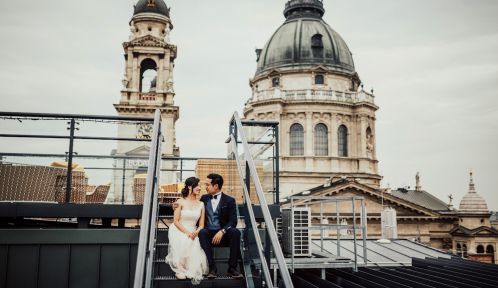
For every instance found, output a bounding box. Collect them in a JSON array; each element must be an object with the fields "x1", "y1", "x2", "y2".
[
  {"x1": 390, "y1": 189, "x2": 451, "y2": 212},
  {"x1": 285, "y1": 179, "x2": 444, "y2": 217},
  {"x1": 449, "y1": 225, "x2": 498, "y2": 236}
]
